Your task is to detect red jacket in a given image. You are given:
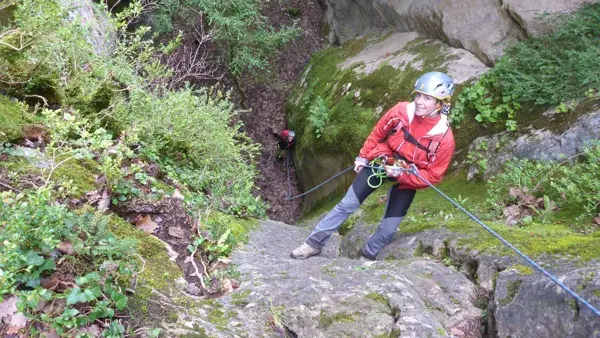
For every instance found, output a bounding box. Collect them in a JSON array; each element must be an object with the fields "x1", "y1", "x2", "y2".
[{"x1": 358, "y1": 102, "x2": 455, "y2": 189}]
